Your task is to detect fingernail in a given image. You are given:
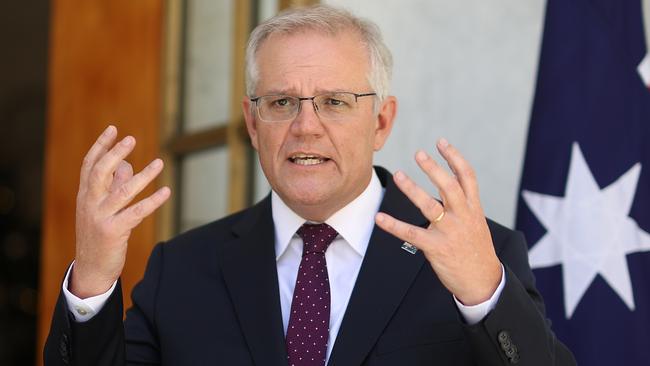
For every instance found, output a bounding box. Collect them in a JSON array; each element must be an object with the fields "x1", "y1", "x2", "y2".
[
  {"x1": 416, "y1": 150, "x2": 428, "y2": 162},
  {"x1": 394, "y1": 171, "x2": 405, "y2": 181},
  {"x1": 376, "y1": 213, "x2": 385, "y2": 223},
  {"x1": 104, "y1": 125, "x2": 116, "y2": 135},
  {"x1": 151, "y1": 159, "x2": 162, "y2": 168},
  {"x1": 438, "y1": 138, "x2": 449, "y2": 148},
  {"x1": 121, "y1": 136, "x2": 134, "y2": 146}
]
